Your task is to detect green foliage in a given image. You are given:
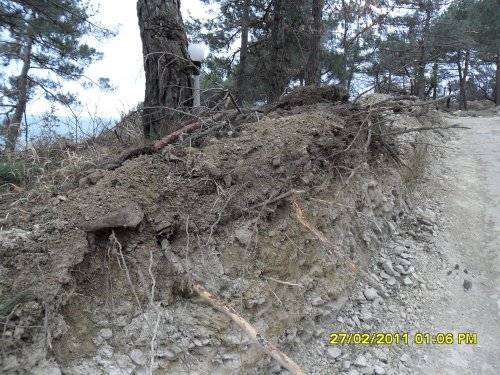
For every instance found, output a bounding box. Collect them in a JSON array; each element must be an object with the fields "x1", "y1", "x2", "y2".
[
  {"x1": 0, "y1": 0, "x2": 115, "y2": 149},
  {"x1": 0, "y1": 291, "x2": 33, "y2": 317},
  {"x1": 0, "y1": 158, "x2": 24, "y2": 183}
]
